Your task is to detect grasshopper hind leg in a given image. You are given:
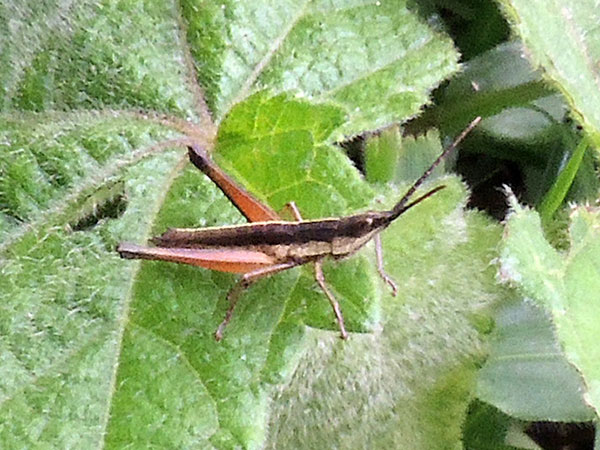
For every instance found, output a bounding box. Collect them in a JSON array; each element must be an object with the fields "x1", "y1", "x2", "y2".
[{"x1": 214, "y1": 277, "x2": 255, "y2": 341}]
